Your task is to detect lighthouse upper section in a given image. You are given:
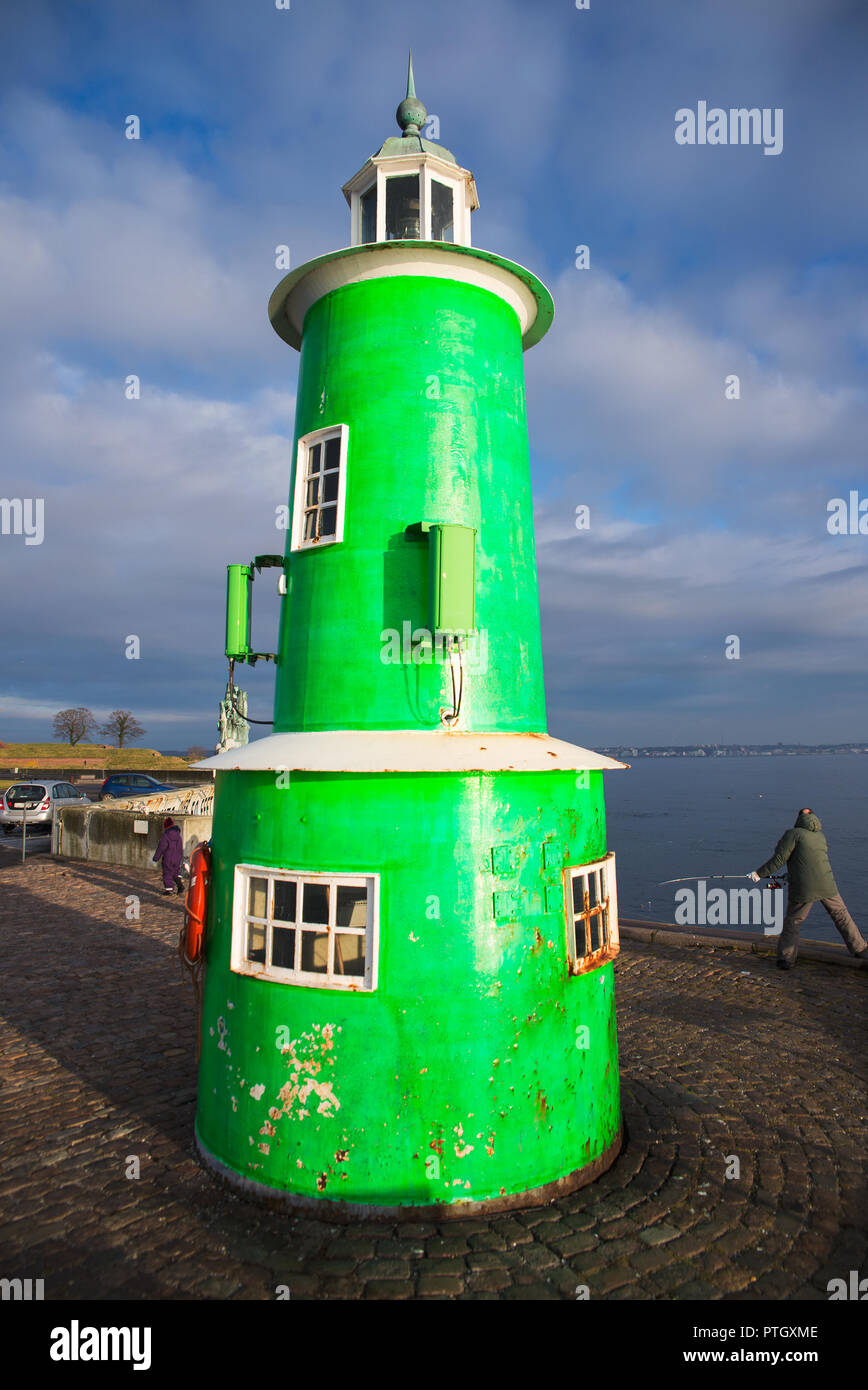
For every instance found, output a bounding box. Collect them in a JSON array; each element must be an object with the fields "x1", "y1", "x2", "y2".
[{"x1": 341, "y1": 54, "x2": 479, "y2": 248}]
